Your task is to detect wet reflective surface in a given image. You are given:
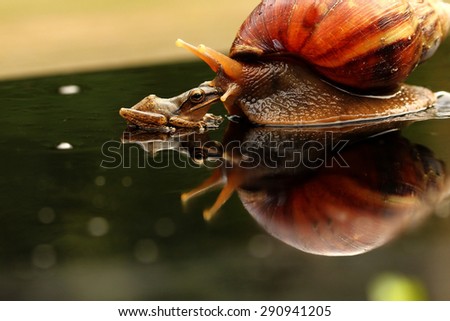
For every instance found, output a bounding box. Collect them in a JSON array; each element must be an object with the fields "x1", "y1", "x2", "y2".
[
  {"x1": 164, "y1": 124, "x2": 447, "y2": 256},
  {"x1": 1, "y1": 57, "x2": 450, "y2": 300}
]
